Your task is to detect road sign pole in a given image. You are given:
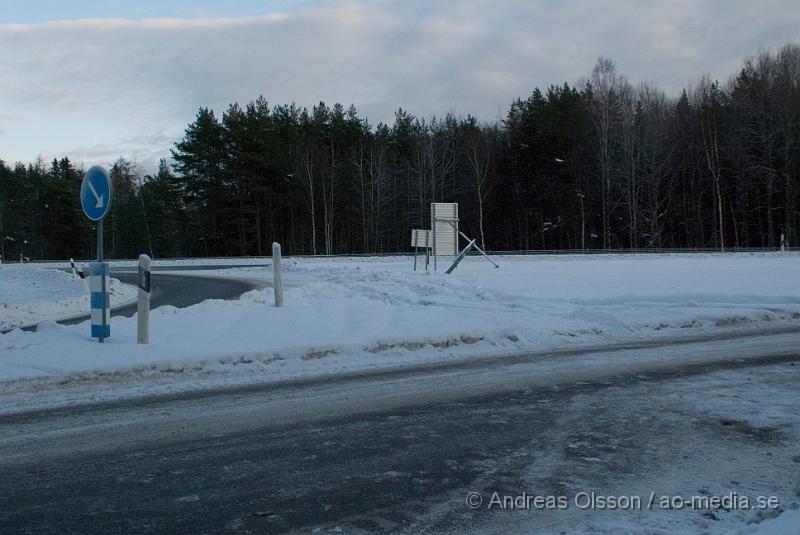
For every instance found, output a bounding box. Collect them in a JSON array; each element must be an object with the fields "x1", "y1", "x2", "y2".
[
  {"x1": 97, "y1": 219, "x2": 103, "y2": 262},
  {"x1": 98, "y1": 220, "x2": 105, "y2": 343},
  {"x1": 82, "y1": 165, "x2": 113, "y2": 343}
]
